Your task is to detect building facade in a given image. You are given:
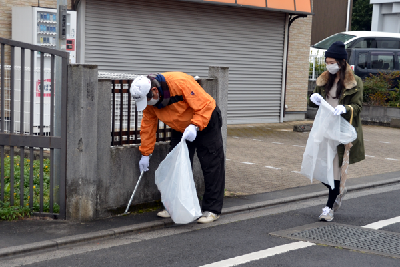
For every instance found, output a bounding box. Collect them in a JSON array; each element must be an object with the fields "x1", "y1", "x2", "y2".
[
  {"x1": 371, "y1": 0, "x2": 400, "y2": 33},
  {"x1": 1, "y1": 0, "x2": 314, "y2": 124},
  {"x1": 0, "y1": 0, "x2": 72, "y2": 65},
  {"x1": 75, "y1": 0, "x2": 313, "y2": 124},
  {"x1": 311, "y1": 0, "x2": 353, "y2": 45}
]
